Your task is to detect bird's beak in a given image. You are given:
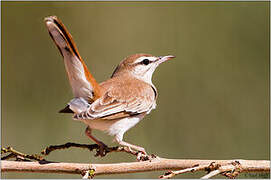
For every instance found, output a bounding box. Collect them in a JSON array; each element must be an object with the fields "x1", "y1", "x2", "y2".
[{"x1": 157, "y1": 55, "x2": 175, "y2": 64}]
